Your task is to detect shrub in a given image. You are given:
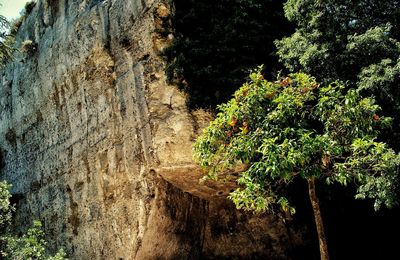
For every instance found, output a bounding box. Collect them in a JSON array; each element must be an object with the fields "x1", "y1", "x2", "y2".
[
  {"x1": 24, "y1": 1, "x2": 37, "y2": 16},
  {"x1": 21, "y1": 39, "x2": 37, "y2": 56},
  {"x1": 8, "y1": 1, "x2": 37, "y2": 36},
  {"x1": 0, "y1": 181, "x2": 67, "y2": 260},
  {"x1": 9, "y1": 17, "x2": 23, "y2": 35},
  {"x1": 0, "y1": 181, "x2": 13, "y2": 233}
]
